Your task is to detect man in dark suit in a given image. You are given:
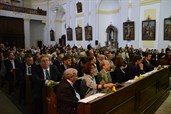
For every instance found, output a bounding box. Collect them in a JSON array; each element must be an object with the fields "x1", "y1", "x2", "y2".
[
  {"x1": 57, "y1": 68, "x2": 80, "y2": 114},
  {"x1": 0, "y1": 43, "x2": 7, "y2": 58},
  {"x1": 18, "y1": 55, "x2": 34, "y2": 105},
  {"x1": 165, "y1": 45, "x2": 171, "y2": 53},
  {"x1": 125, "y1": 55, "x2": 145, "y2": 80},
  {"x1": 4, "y1": 51, "x2": 17, "y2": 95},
  {"x1": 142, "y1": 53, "x2": 154, "y2": 72},
  {"x1": 151, "y1": 50, "x2": 160, "y2": 66},
  {"x1": 15, "y1": 50, "x2": 25, "y2": 88},
  {"x1": 58, "y1": 55, "x2": 72, "y2": 74},
  {"x1": 53, "y1": 53, "x2": 64, "y2": 72},
  {"x1": 31, "y1": 54, "x2": 62, "y2": 114},
  {"x1": 15, "y1": 50, "x2": 25, "y2": 67}
]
